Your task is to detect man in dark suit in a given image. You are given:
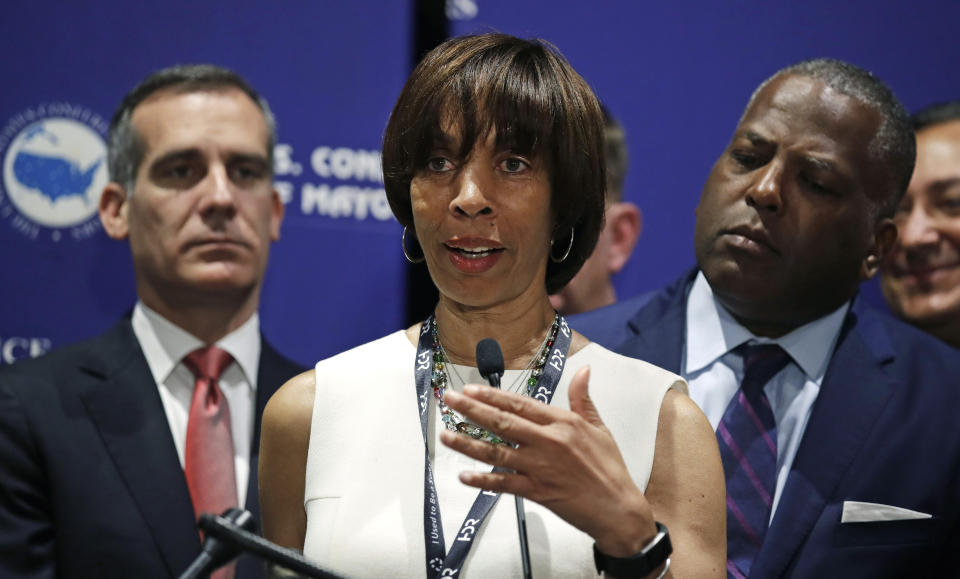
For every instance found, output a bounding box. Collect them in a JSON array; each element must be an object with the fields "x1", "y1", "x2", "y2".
[
  {"x1": 0, "y1": 65, "x2": 304, "y2": 578},
  {"x1": 573, "y1": 59, "x2": 960, "y2": 577}
]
